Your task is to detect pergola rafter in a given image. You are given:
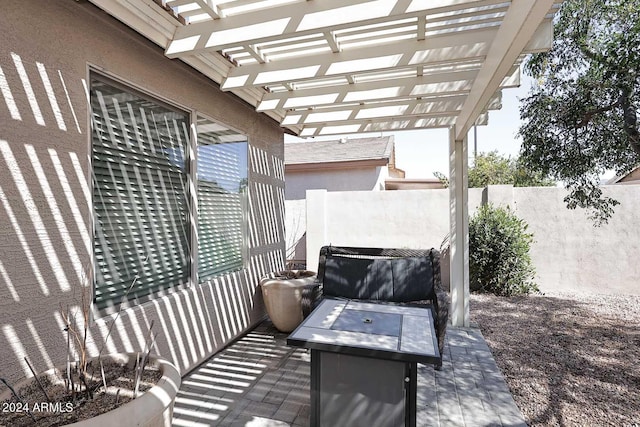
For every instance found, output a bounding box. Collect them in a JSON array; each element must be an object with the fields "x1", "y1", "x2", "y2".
[
  {"x1": 220, "y1": 26, "x2": 499, "y2": 89},
  {"x1": 295, "y1": 112, "x2": 490, "y2": 138},
  {"x1": 454, "y1": 0, "x2": 556, "y2": 140},
  {"x1": 165, "y1": 0, "x2": 513, "y2": 56},
  {"x1": 281, "y1": 92, "x2": 502, "y2": 129},
  {"x1": 92, "y1": 0, "x2": 560, "y2": 137},
  {"x1": 257, "y1": 66, "x2": 520, "y2": 112}
]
